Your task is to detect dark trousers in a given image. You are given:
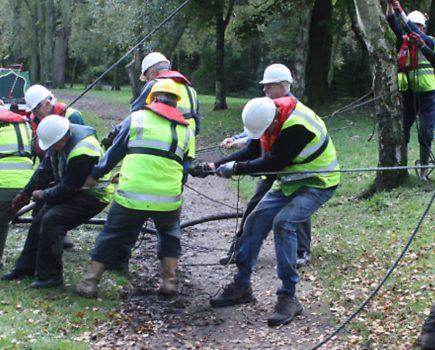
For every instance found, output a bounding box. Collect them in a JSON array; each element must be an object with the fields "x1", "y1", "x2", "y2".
[
  {"x1": 14, "y1": 193, "x2": 106, "y2": 280},
  {"x1": 401, "y1": 90, "x2": 435, "y2": 149},
  {"x1": 235, "y1": 178, "x2": 312, "y2": 255},
  {"x1": 90, "y1": 201, "x2": 182, "y2": 266}
]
